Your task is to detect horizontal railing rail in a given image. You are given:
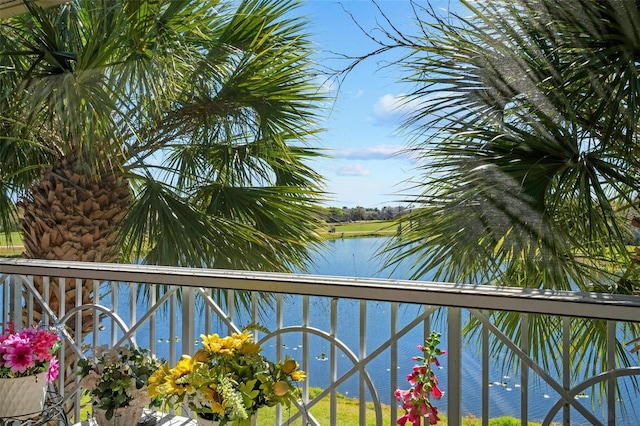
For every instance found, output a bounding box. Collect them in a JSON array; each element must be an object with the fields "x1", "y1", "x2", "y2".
[
  {"x1": 1, "y1": 258, "x2": 638, "y2": 321},
  {"x1": 1, "y1": 258, "x2": 639, "y2": 426}
]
